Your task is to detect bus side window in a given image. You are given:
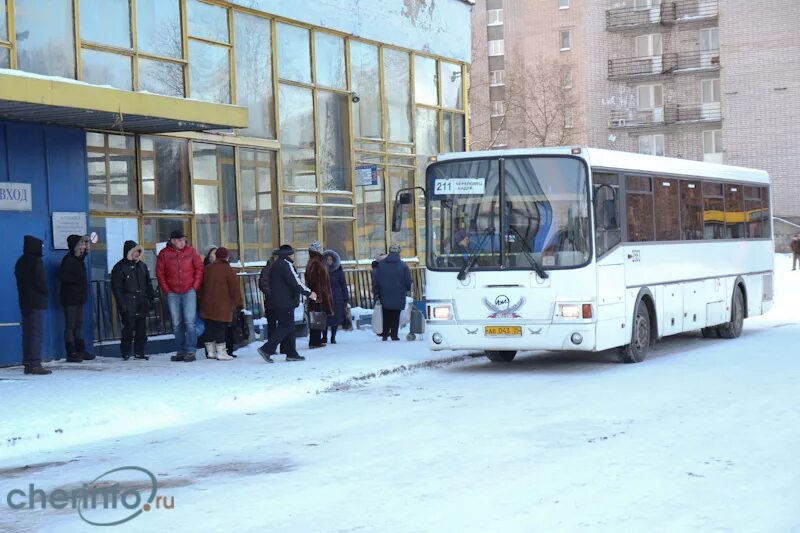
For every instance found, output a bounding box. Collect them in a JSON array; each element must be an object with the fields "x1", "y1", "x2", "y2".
[{"x1": 593, "y1": 173, "x2": 622, "y2": 257}]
